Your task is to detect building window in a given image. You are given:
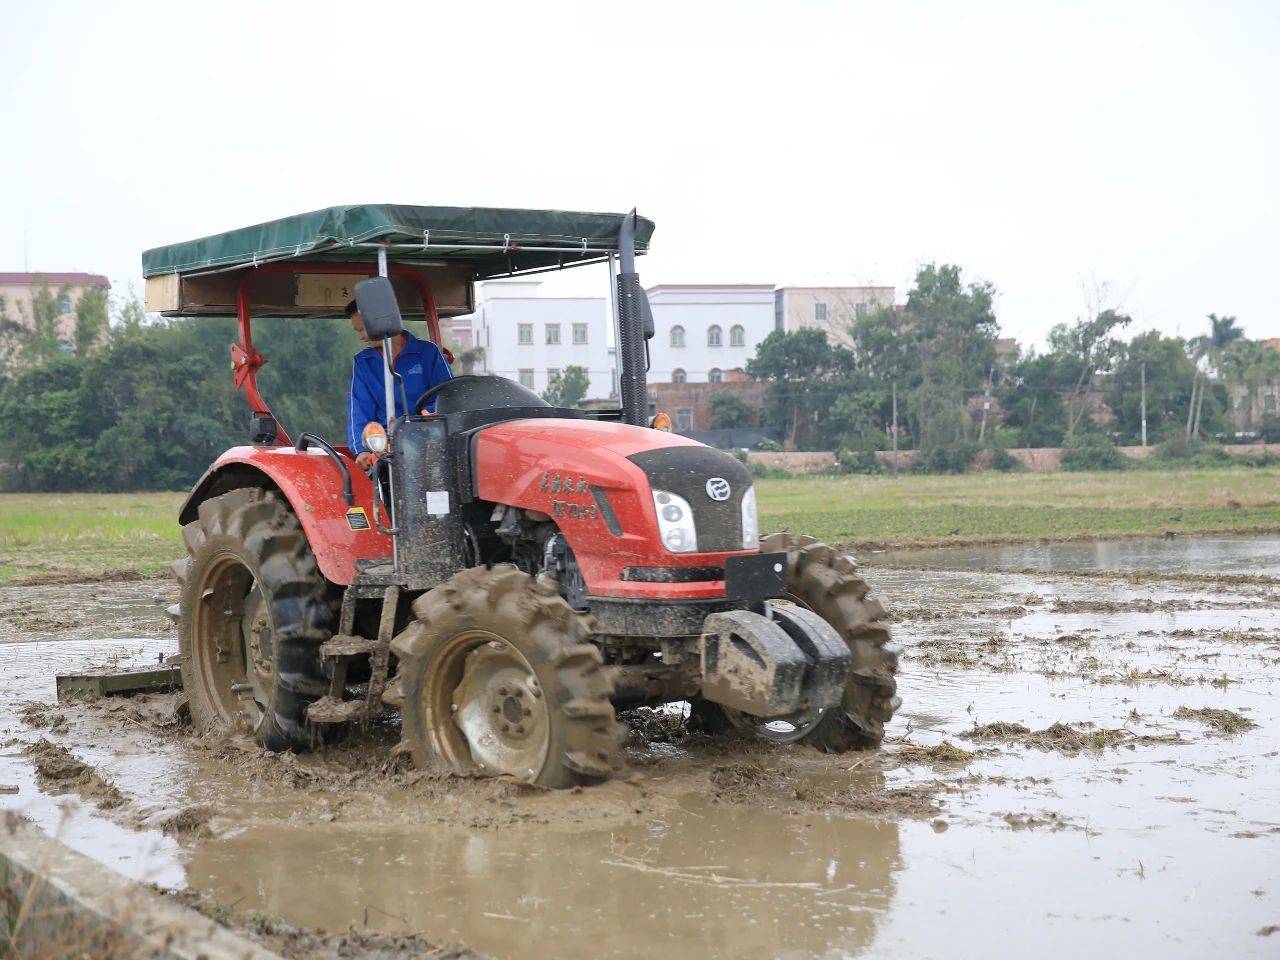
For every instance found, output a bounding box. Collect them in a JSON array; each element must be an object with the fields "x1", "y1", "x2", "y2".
[
  {"x1": 672, "y1": 368, "x2": 687, "y2": 384},
  {"x1": 572, "y1": 322, "x2": 588, "y2": 345},
  {"x1": 545, "y1": 323, "x2": 561, "y2": 345},
  {"x1": 854, "y1": 302, "x2": 869, "y2": 319},
  {"x1": 58, "y1": 296, "x2": 72, "y2": 316},
  {"x1": 676, "y1": 408, "x2": 693, "y2": 432},
  {"x1": 708, "y1": 325, "x2": 723, "y2": 347},
  {"x1": 518, "y1": 323, "x2": 533, "y2": 345},
  {"x1": 729, "y1": 324, "x2": 745, "y2": 347},
  {"x1": 518, "y1": 368, "x2": 535, "y2": 389},
  {"x1": 670, "y1": 325, "x2": 685, "y2": 348},
  {"x1": 814, "y1": 301, "x2": 828, "y2": 322},
  {"x1": 1267, "y1": 394, "x2": 1277, "y2": 413},
  {"x1": 709, "y1": 368, "x2": 723, "y2": 384}
]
